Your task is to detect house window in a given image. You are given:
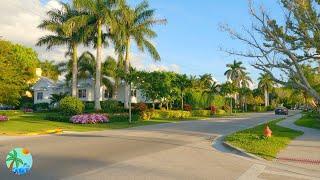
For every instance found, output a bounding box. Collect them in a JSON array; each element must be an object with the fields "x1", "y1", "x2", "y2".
[
  {"x1": 104, "y1": 89, "x2": 112, "y2": 99},
  {"x1": 37, "y1": 92, "x2": 43, "y2": 100},
  {"x1": 78, "y1": 89, "x2": 87, "y2": 98},
  {"x1": 131, "y1": 89, "x2": 137, "y2": 97}
]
